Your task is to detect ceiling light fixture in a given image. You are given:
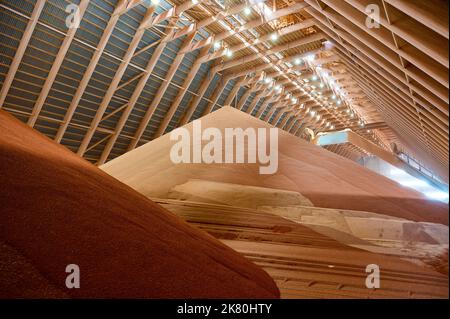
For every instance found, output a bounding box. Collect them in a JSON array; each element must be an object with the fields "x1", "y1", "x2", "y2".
[{"x1": 306, "y1": 54, "x2": 315, "y2": 62}]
